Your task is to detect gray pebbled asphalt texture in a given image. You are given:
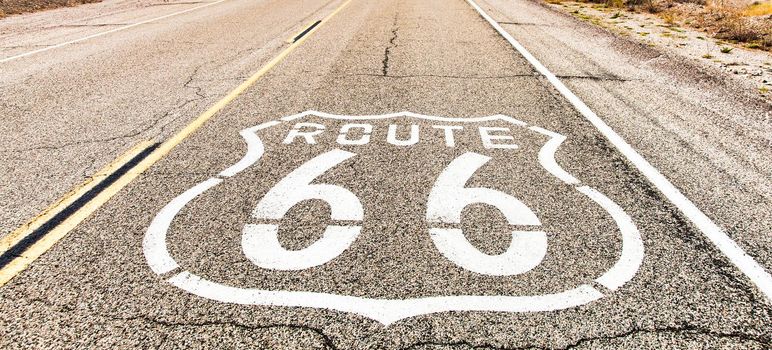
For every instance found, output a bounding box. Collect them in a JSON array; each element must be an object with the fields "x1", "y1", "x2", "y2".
[{"x1": 0, "y1": 0, "x2": 770, "y2": 349}]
